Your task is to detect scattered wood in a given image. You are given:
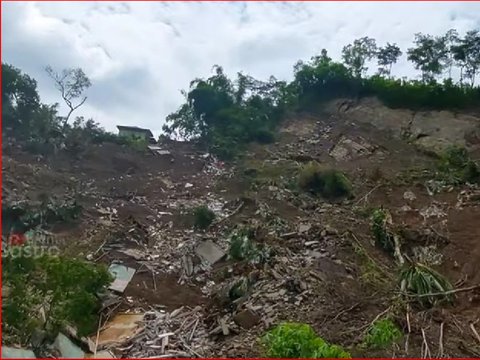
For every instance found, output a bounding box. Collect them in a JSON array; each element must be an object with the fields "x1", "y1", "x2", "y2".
[
  {"x1": 404, "y1": 284, "x2": 480, "y2": 298},
  {"x1": 470, "y1": 322, "x2": 480, "y2": 344},
  {"x1": 421, "y1": 328, "x2": 431, "y2": 359},
  {"x1": 438, "y1": 322, "x2": 444, "y2": 358}
]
